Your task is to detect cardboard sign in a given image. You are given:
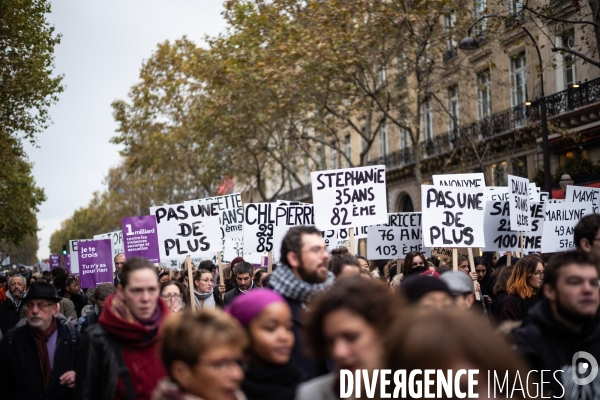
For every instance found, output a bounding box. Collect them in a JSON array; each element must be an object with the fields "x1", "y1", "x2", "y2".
[
  {"x1": 564, "y1": 186, "x2": 600, "y2": 213},
  {"x1": 508, "y1": 175, "x2": 531, "y2": 231},
  {"x1": 69, "y1": 239, "x2": 94, "y2": 274},
  {"x1": 121, "y1": 215, "x2": 161, "y2": 264},
  {"x1": 523, "y1": 202, "x2": 545, "y2": 253},
  {"x1": 222, "y1": 237, "x2": 244, "y2": 263},
  {"x1": 49, "y1": 254, "x2": 61, "y2": 270},
  {"x1": 150, "y1": 201, "x2": 221, "y2": 260},
  {"x1": 541, "y1": 202, "x2": 594, "y2": 253},
  {"x1": 421, "y1": 185, "x2": 486, "y2": 248},
  {"x1": 272, "y1": 203, "x2": 315, "y2": 262},
  {"x1": 431, "y1": 247, "x2": 468, "y2": 260},
  {"x1": 311, "y1": 165, "x2": 388, "y2": 230},
  {"x1": 482, "y1": 201, "x2": 520, "y2": 252},
  {"x1": 432, "y1": 173, "x2": 485, "y2": 188},
  {"x1": 486, "y1": 187, "x2": 509, "y2": 201},
  {"x1": 190, "y1": 193, "x2": 244, "y2": 238},
  {"x1": 243, "y1": 203, "x2": 275, "y2": 255},
  {"x1": 367, "y1": 212, "x2": 428, "y2": 260},
  {"x1": 79, "y1": 239, "x2": 114, "y2": 288},
  {"x1": 93, "y1": 230, "x2": 125, "y2": 259}
]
